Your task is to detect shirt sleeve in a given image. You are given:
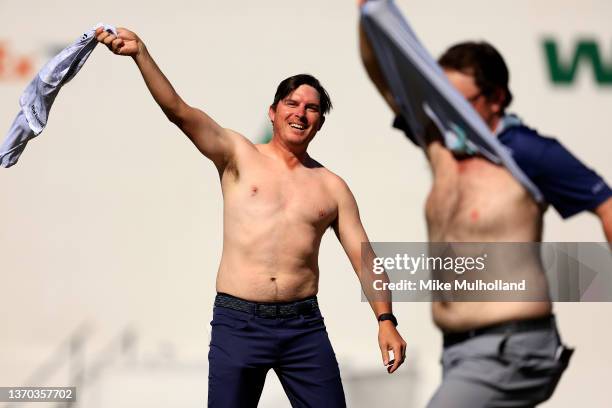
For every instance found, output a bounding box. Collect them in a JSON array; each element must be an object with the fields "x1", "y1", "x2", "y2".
[
  {"x1": 392, "y1": 115, "x2": 419, "y2": 146},
  {"x1": 529, "y1": 137, "x2": 612, "y2": 218}
]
